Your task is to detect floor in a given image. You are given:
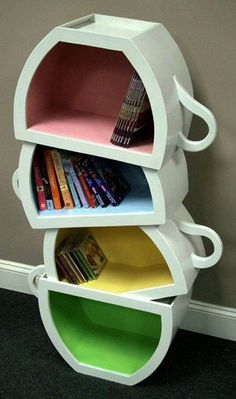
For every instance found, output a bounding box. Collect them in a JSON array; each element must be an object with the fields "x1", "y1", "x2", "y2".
[{"x1": 1, "y1": 288, "x2": 236, "y2": 399}]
